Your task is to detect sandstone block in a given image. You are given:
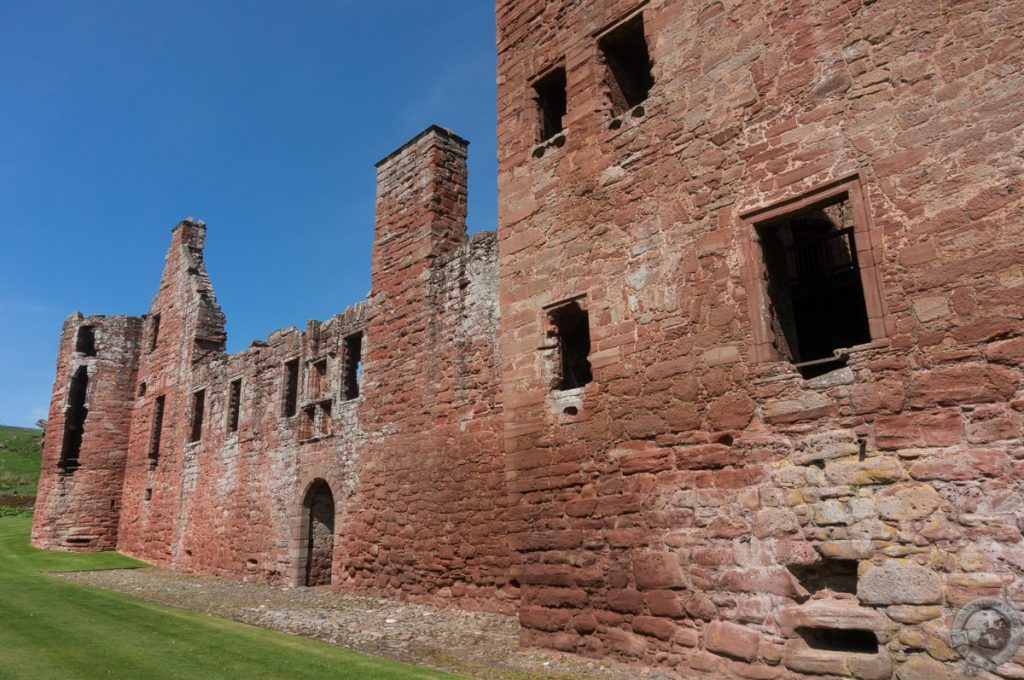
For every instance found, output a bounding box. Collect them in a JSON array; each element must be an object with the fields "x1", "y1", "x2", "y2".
[
  {"x1": 705, "y1": 620, "x2": 761, "y2": 661},
  {"x1": 858, "y1": 560, "x2": 943, "y2": 605},
  {"x1": 874, "y1": 483, "x2": 941, "y2": 521}
]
